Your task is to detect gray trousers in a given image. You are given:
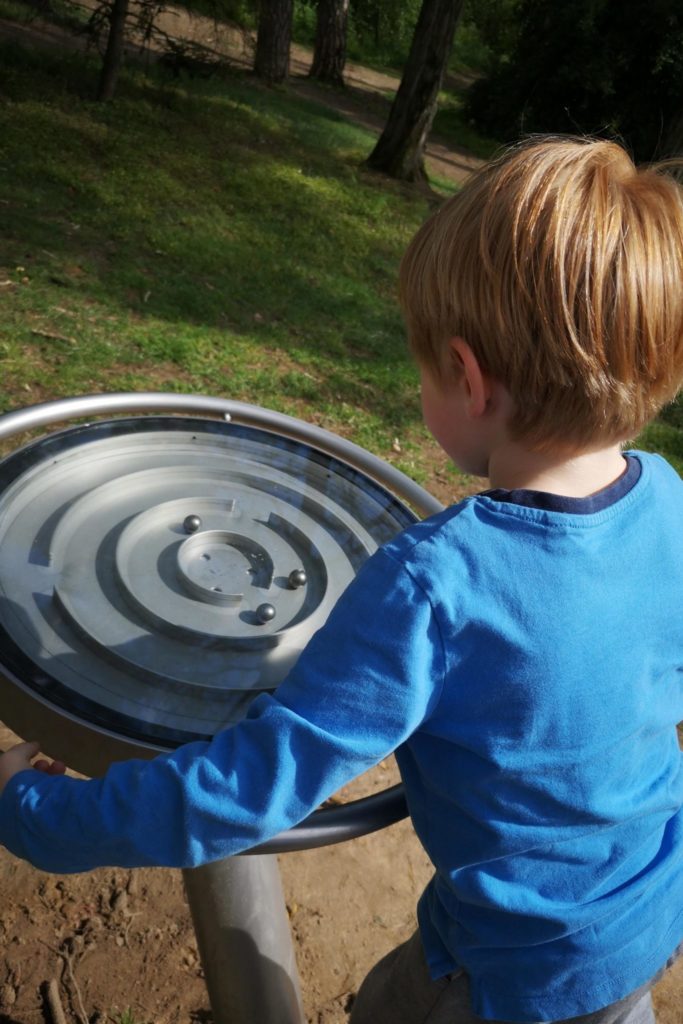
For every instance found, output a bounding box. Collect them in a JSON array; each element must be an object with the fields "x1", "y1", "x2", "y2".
[{"x1": 349, "y1": 930, "x2": 656, "y2": 1024}]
